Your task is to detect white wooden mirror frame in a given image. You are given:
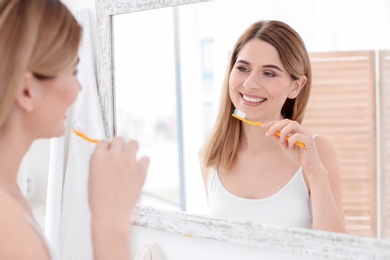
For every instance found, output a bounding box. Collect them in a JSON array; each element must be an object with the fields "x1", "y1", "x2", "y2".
[{"x1": 95, "y1": 0, "x2": 390, "y2": 258}]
